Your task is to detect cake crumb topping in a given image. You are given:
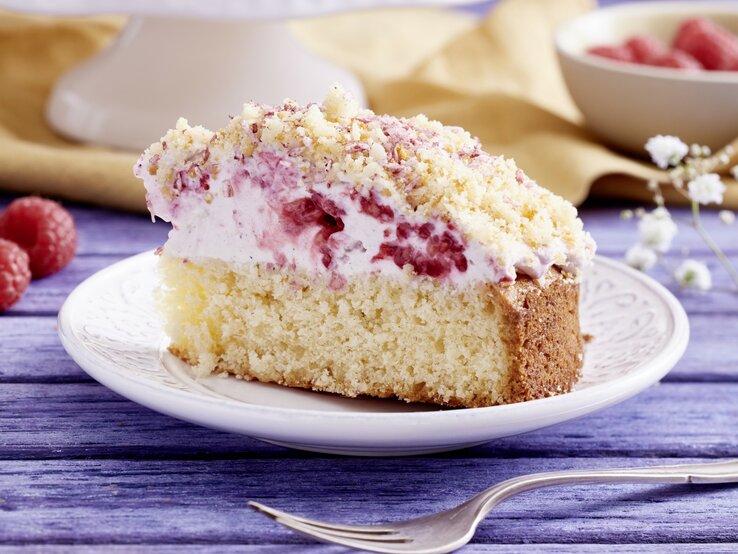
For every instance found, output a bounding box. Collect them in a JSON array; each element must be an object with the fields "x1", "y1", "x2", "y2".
[{"x1": 137, "y1": 85, "x2": 595, "y2": 280}]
